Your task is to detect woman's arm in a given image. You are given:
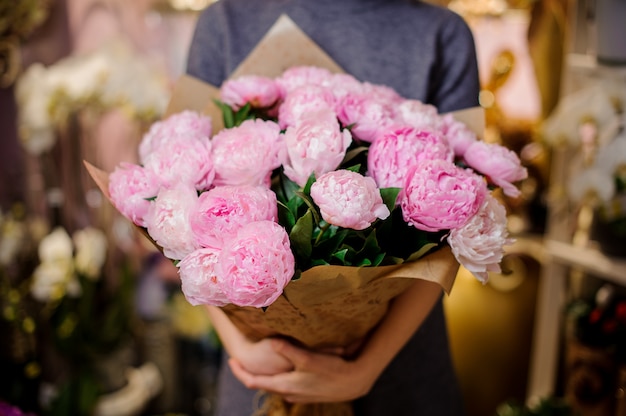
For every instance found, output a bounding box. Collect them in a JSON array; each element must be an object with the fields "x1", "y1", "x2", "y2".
[
  {"x1": 205, "y1": 306, "x2": 294, "y2": 376},
  {"x1": 228, "y1": 278, "x2": 443, "y2": 403}
]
